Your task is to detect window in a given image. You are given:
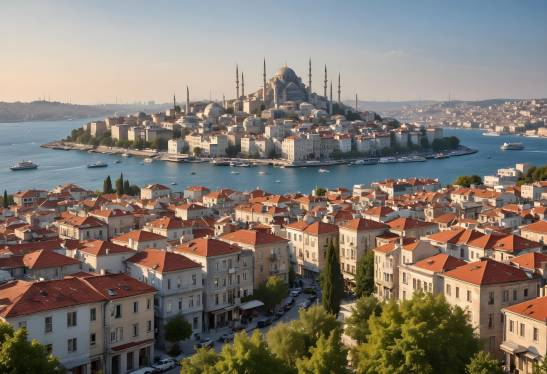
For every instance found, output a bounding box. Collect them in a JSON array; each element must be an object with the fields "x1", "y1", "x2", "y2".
[
  {"x1": 488, "y1": 292, "x2": 494, "y2": 305},
  {"x1": 446, "y1": 284, "x2": 451, "y2": 296},
  {"x1": 192, "y1": 274, "x2": 197, "y2": 285},
  {"x1": 67, "y1": 338, "x2": 77, "y2": 353},
  {"x1": 132, "y1": 323, "x2": 139, "y2": 337},
  {"x1": 193, "y1": 317, "x2": 198, "y2": 330},
  {"x1": 488, "y1": 314, "x2": 493, "y2": 329},
  {"x1": 133, "y1": 301, "x2": 139, "y2": 313},
  {"x1": 90, "y1": 308, "x2": 96, "y2": 321},
  {"x1": 67, "y1": 311, "x2": 77, "y2": 327},
  {"x1": 502, "y1": 290, "x2": 509, "y2": 303},
  {"x1": 45, "y1": 344, "x2": 52, "y2": 354},
  {"x1": 513, "y1": 289, "x2": 517, "y2": 301},
  {"x1": 167, "y1": 279, "x2": 171, "y2": 290},
  {"x1": 114, "y1": 304, "x2": 122, "y2": 319},
  {"x1": 509, "y1": 320, "x2": 514, "y2": 333},
  {"x1": 524, "y1": 288, "x2": 529, "y2": 298},
  {"x1": 110, "y1": 327, "x2": 123, "y2": 342},
  {"x1": 147, "y1": 320, "x2": 152, "y2": 332},
  {"x1": 466, "y1": 290, "x2": 471, "y2": 302},
  {"x1": 90, "y1": 333, "x2": 96, "y2": 346},
  {"x1": 127, "y1": 352, "x2": 134, "y2": 371},
  {"x1": 45, "y1": 316, "x2": 52, "y2": 333},
  {"x1": 413, "y1": 278, "x2": 417, "y2": 290},
  {"x1": 18, "y1": 321, "x2": 26, "y2": 328},
  {"x1": 533, "y1": 327, "x2": 539, "y2": 341},
  {"x1": 147, "y1": 298, "x2": 151, "y2": 309},
  {"x1": 455, "y1": 287, "x2": 459, "y2": 299},
  {"x1": 520, "y1": 323, "x2": 525, "y2": 337}
]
